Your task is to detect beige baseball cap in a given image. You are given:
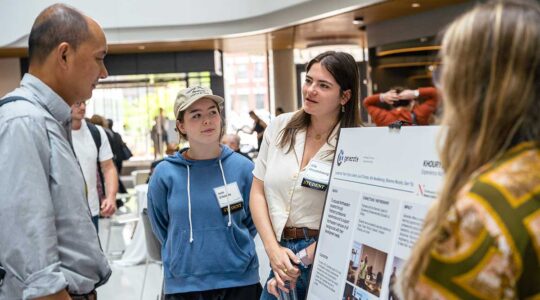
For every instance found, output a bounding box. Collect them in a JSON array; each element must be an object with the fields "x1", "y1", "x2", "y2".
[{"x1": 174, "y1": 86, "x2": 224, "y2": 118}]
